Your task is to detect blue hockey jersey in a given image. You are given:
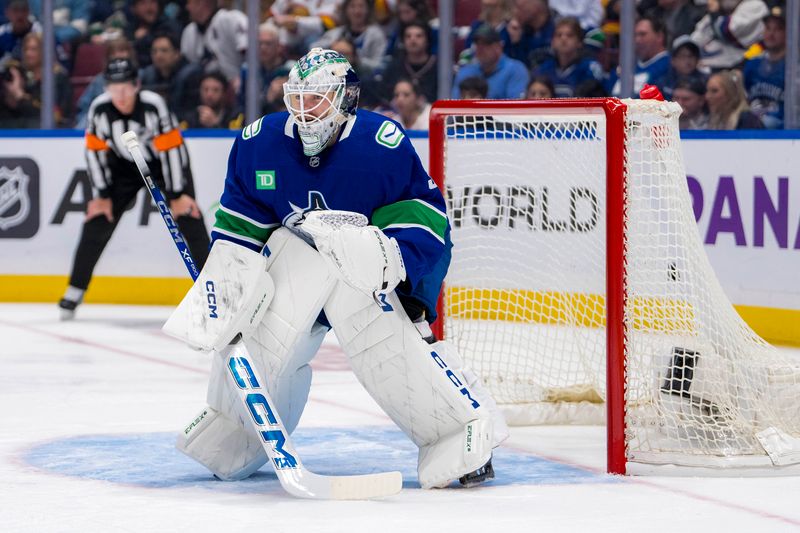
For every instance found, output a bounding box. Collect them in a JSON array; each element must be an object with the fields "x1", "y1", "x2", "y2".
[
  {"x1": 532, "y1": 55, "x2": 605, "y2": 98},
  {"x1": 211, "y1": 109, "x2": 451, "y2": 319},
  {"x1": 609, "y1": 51, "x2": 671, "y2": 98},
  {"x1": 743, "y1": 53, "x2": 784, "y2": 130}
]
